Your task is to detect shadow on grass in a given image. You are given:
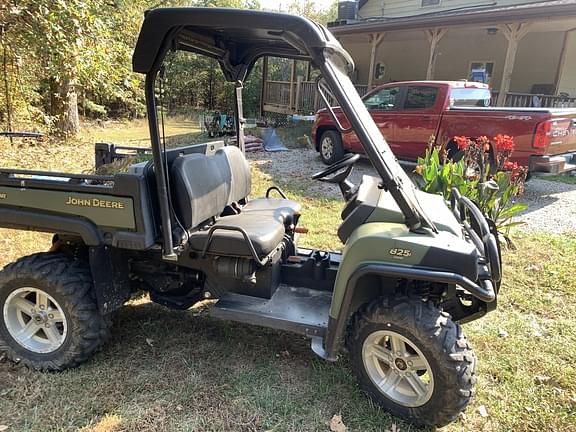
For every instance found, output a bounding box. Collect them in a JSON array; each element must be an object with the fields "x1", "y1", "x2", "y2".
[{"x1": 1, "y1": 301, "x2": 430, "y2": 432}]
